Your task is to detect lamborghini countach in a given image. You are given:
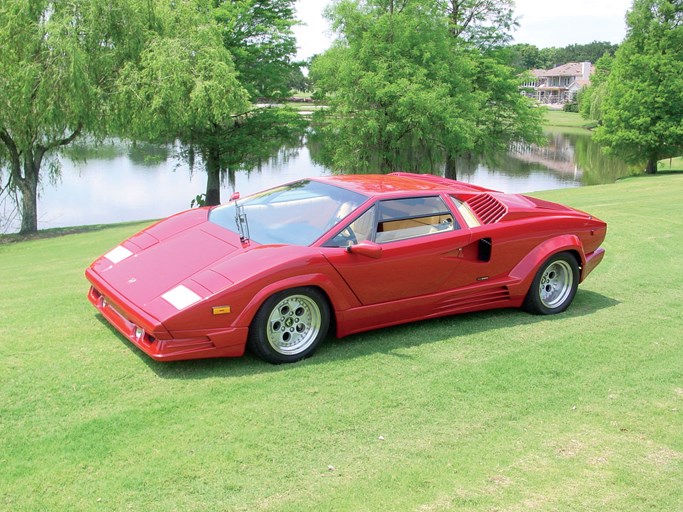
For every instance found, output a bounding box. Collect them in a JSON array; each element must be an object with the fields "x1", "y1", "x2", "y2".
[{"x1": 86, "y1": 173, "x2": 606, "y2": 363}]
